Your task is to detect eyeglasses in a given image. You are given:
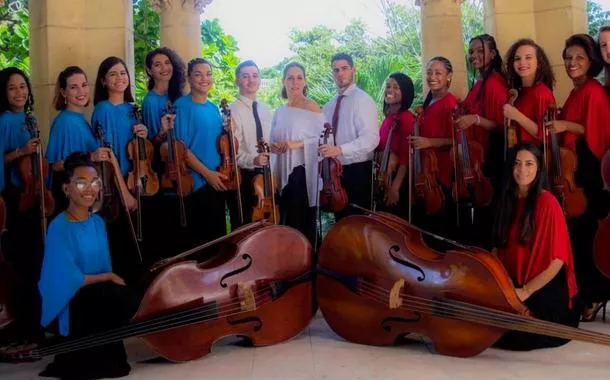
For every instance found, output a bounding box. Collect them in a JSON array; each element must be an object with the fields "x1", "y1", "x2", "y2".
[{"x1": 71, "y1": 179, "x2": 102, "y2": 192}]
